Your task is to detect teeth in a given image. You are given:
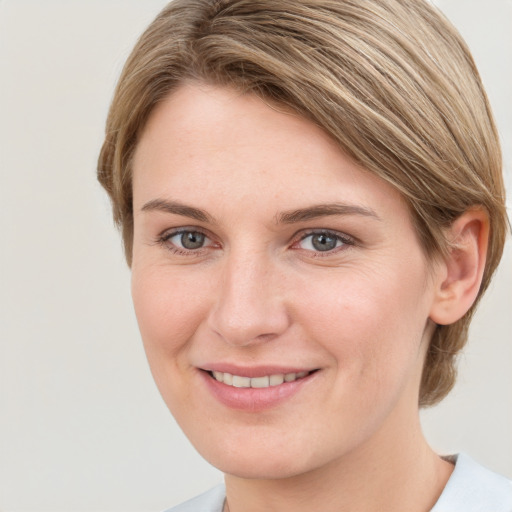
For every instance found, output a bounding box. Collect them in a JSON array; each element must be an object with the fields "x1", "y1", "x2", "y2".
[
  {"x1": 269, "y1": 374, "x2": 284, "y2": 386},
  {"x1": 211, "y1": 371, "x2": 311, "y2": 388},
  {"x1": 232, "y1": 375, "x2": 251, "y2": 388},
  {"x1": 251, "y1": 376, "x2": 270, "y2": 388}
]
